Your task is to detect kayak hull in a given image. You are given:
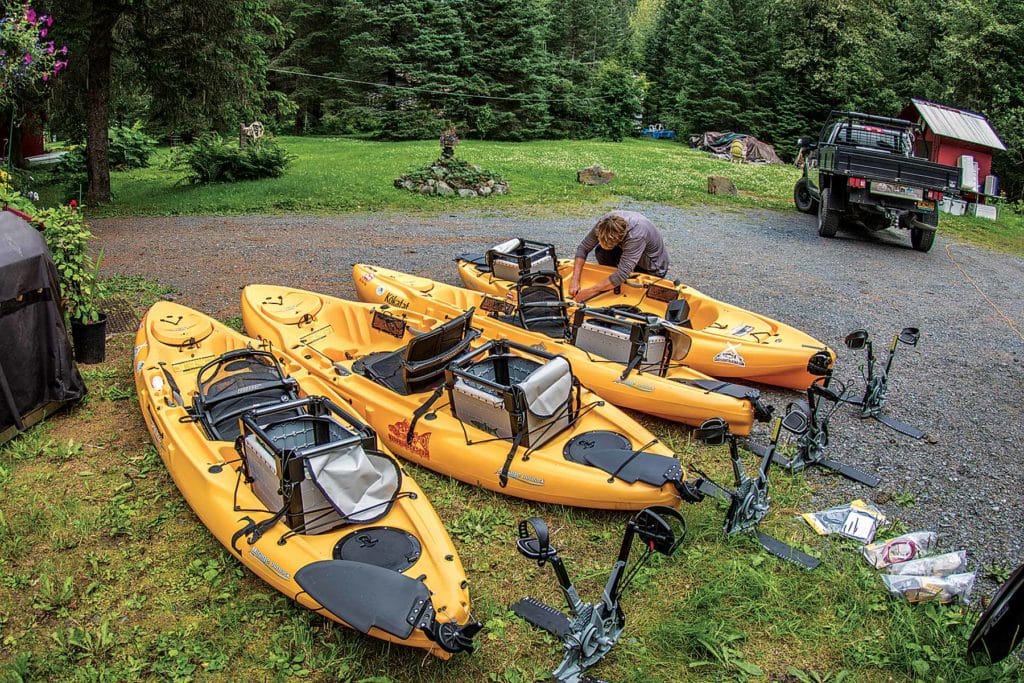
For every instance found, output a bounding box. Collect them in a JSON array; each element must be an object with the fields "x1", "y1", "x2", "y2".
[
  {"x1": 353, "y1": 263, "x2": 760, "y2": 435},
  {"x1": 241, "y1": 285, "x2": 684, "y2": 510},
  {"x1": 456, "y1": 257, "x2": 834, "y2": 390},
  {"x1": 134, "y1": 301, "x2": 473, "y2": 658}
]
